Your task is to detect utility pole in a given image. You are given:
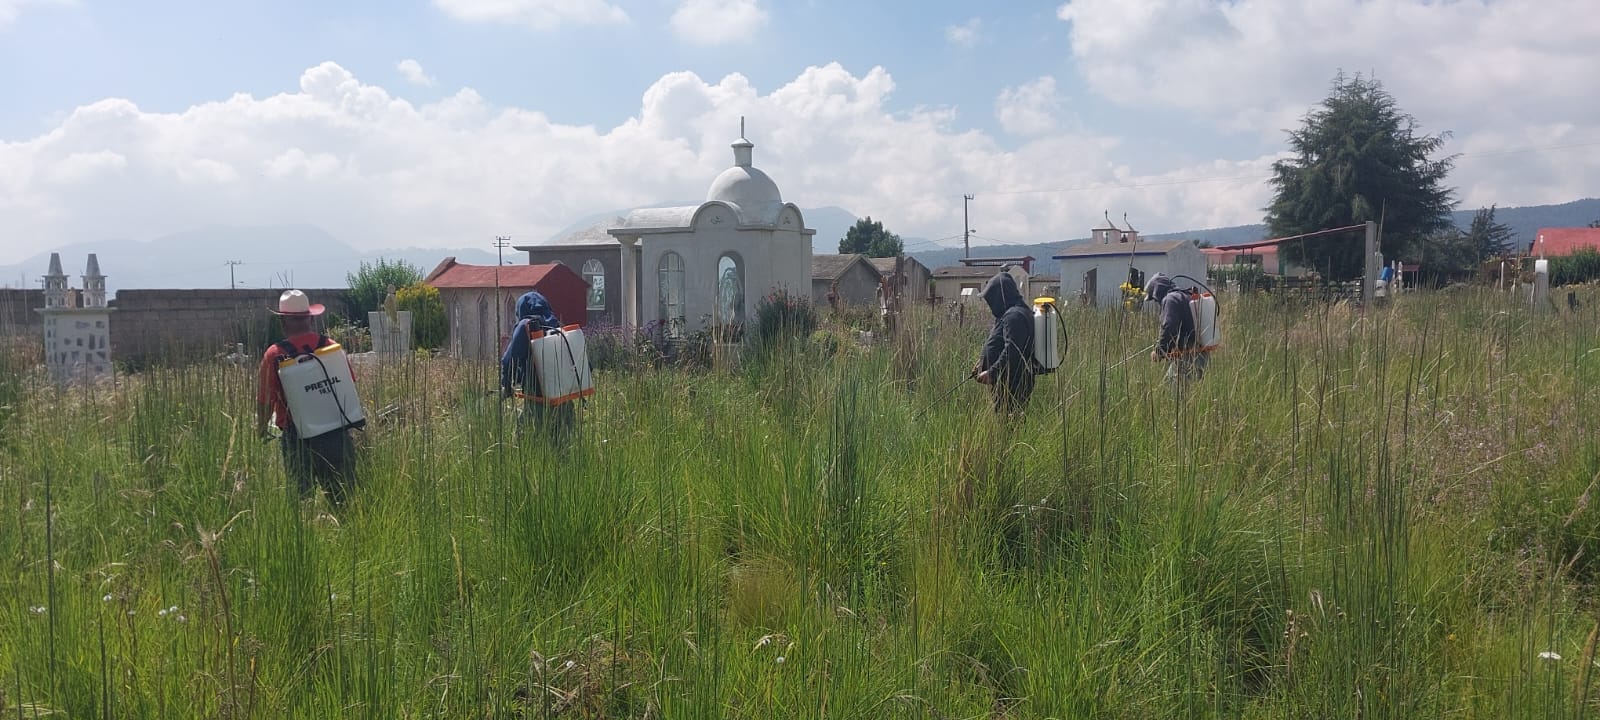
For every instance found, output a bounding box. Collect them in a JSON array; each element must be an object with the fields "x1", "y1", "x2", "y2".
[
  {"x1": 225, "y1": 260, "x2": 243, "y2": 289},
  {"x1": 493, "y1": 236, "x2": 512, "y2": 354},
  {"x1": 963, "y1": 194, "x2": 974, "y2": 259}
]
